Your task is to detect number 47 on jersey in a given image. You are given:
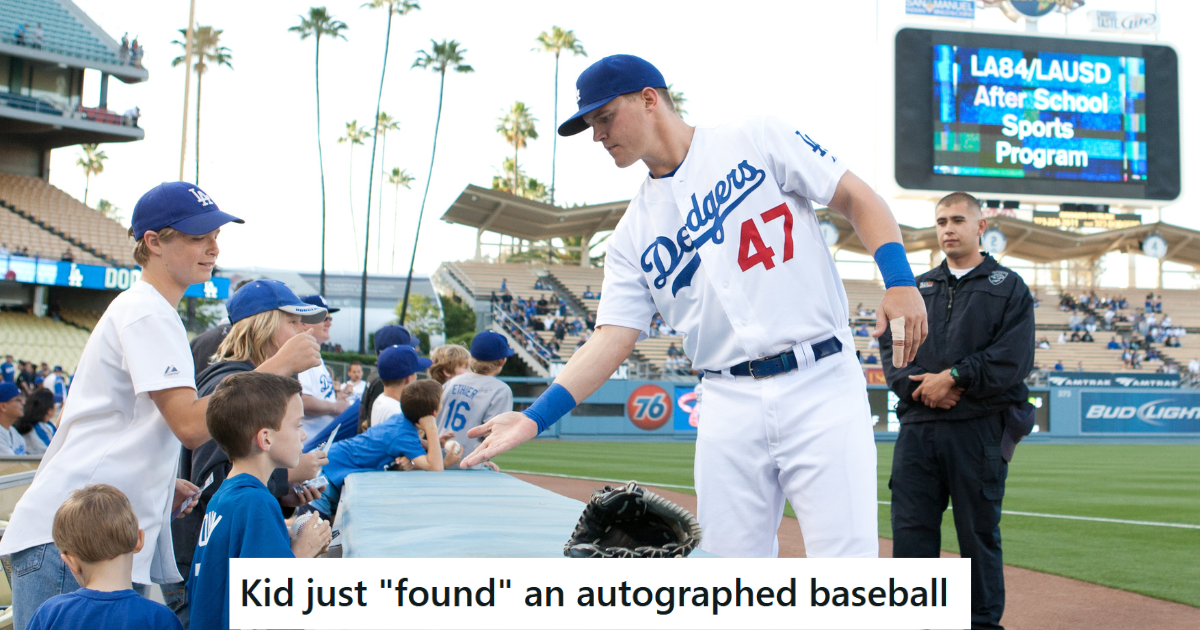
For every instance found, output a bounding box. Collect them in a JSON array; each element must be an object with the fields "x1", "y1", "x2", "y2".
[{"x1": 737, "y1": 202, "x2": 793, "y2": 272}]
